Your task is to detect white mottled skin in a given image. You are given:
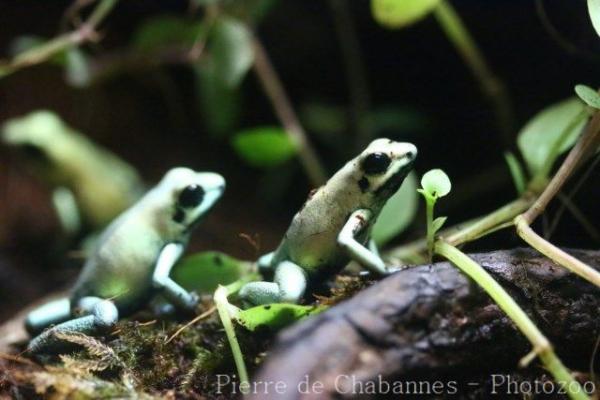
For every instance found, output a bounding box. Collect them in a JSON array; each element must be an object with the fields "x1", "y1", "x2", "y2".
[{"x1": 271, "y1": 139, "x2": 417, "y2": 276}]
